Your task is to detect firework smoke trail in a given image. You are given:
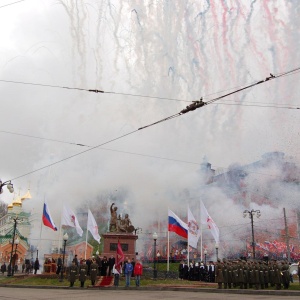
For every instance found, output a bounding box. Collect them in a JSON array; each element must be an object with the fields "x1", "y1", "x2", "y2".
[
  {"x1": 194, "y1": 0, "x2": 211, "y2": 93},
  {"x1": 59, "y1": 0, "x2": 299, "y2": 145},
  {"x1": 59, "y1": 0, "x2": 87, "y2": 86}
]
